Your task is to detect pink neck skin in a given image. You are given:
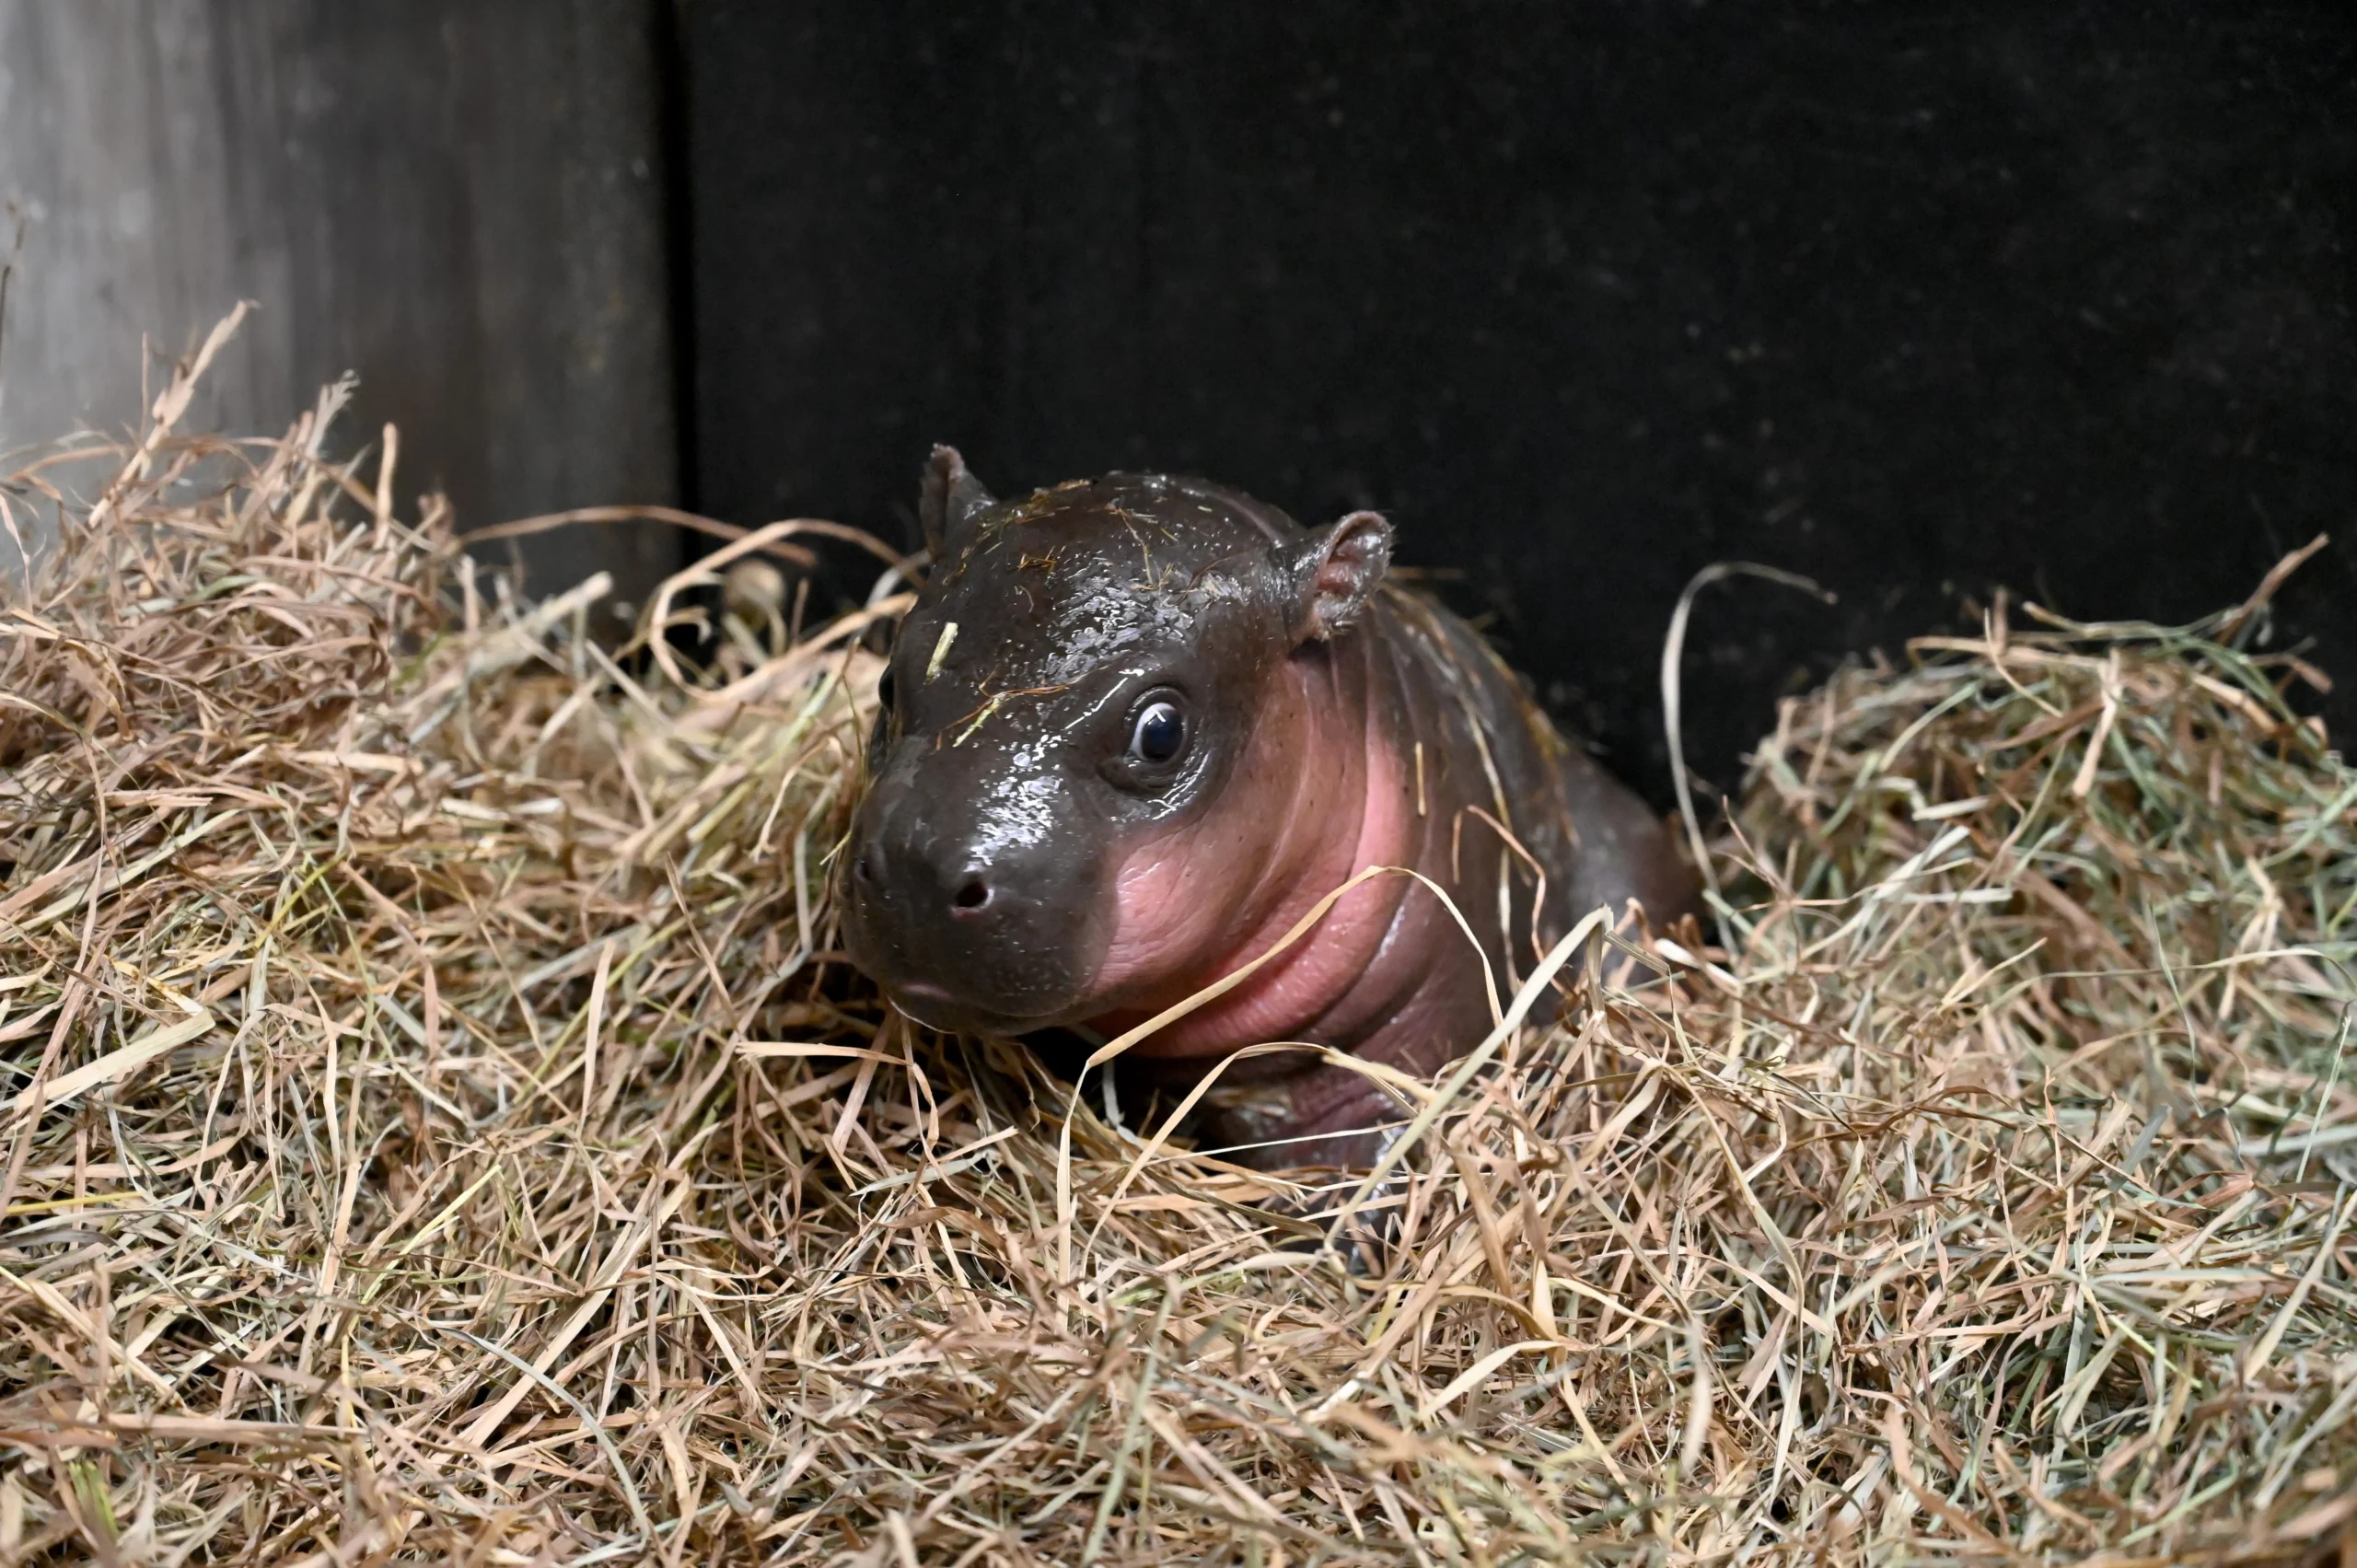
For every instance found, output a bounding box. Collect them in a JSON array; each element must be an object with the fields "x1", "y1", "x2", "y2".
[{"x1": 1085, "y1": 642, "x2": 1419, "y2": 1057}]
